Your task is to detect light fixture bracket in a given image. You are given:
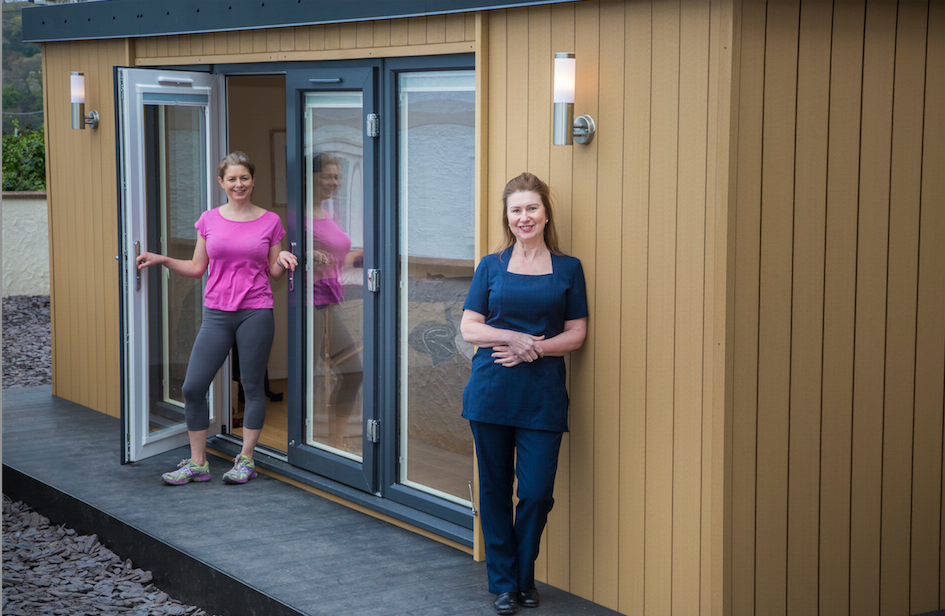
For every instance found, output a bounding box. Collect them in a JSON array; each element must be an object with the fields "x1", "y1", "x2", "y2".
[
  {"x1": 84, "y1": 110, "x2": 100, "y2": 130},
  {"x1": 572, "y1": 114, "x2": 595, "y2": 145}
]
